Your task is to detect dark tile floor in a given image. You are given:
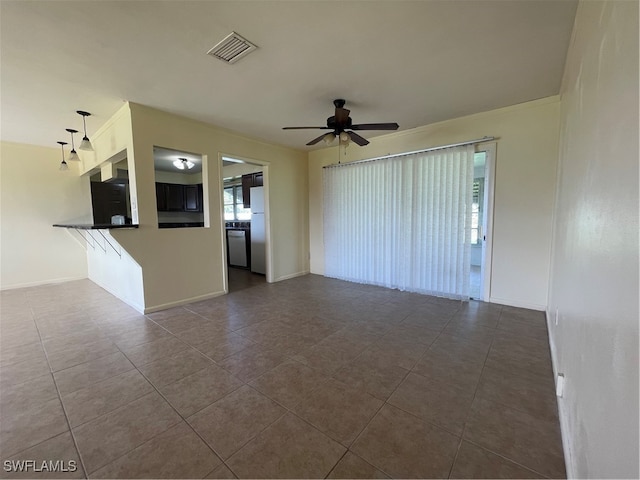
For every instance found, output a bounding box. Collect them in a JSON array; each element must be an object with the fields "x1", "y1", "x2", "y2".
[{"x1": 0, "y1": 274, "x2": 565, "y2": 479}]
